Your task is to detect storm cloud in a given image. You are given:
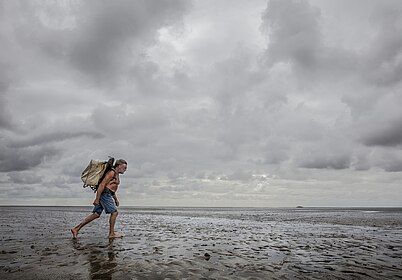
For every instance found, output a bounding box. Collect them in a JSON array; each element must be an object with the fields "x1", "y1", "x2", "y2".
[{"x1": 0, "y1": 0, "x2": 401, "y2": 207}]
